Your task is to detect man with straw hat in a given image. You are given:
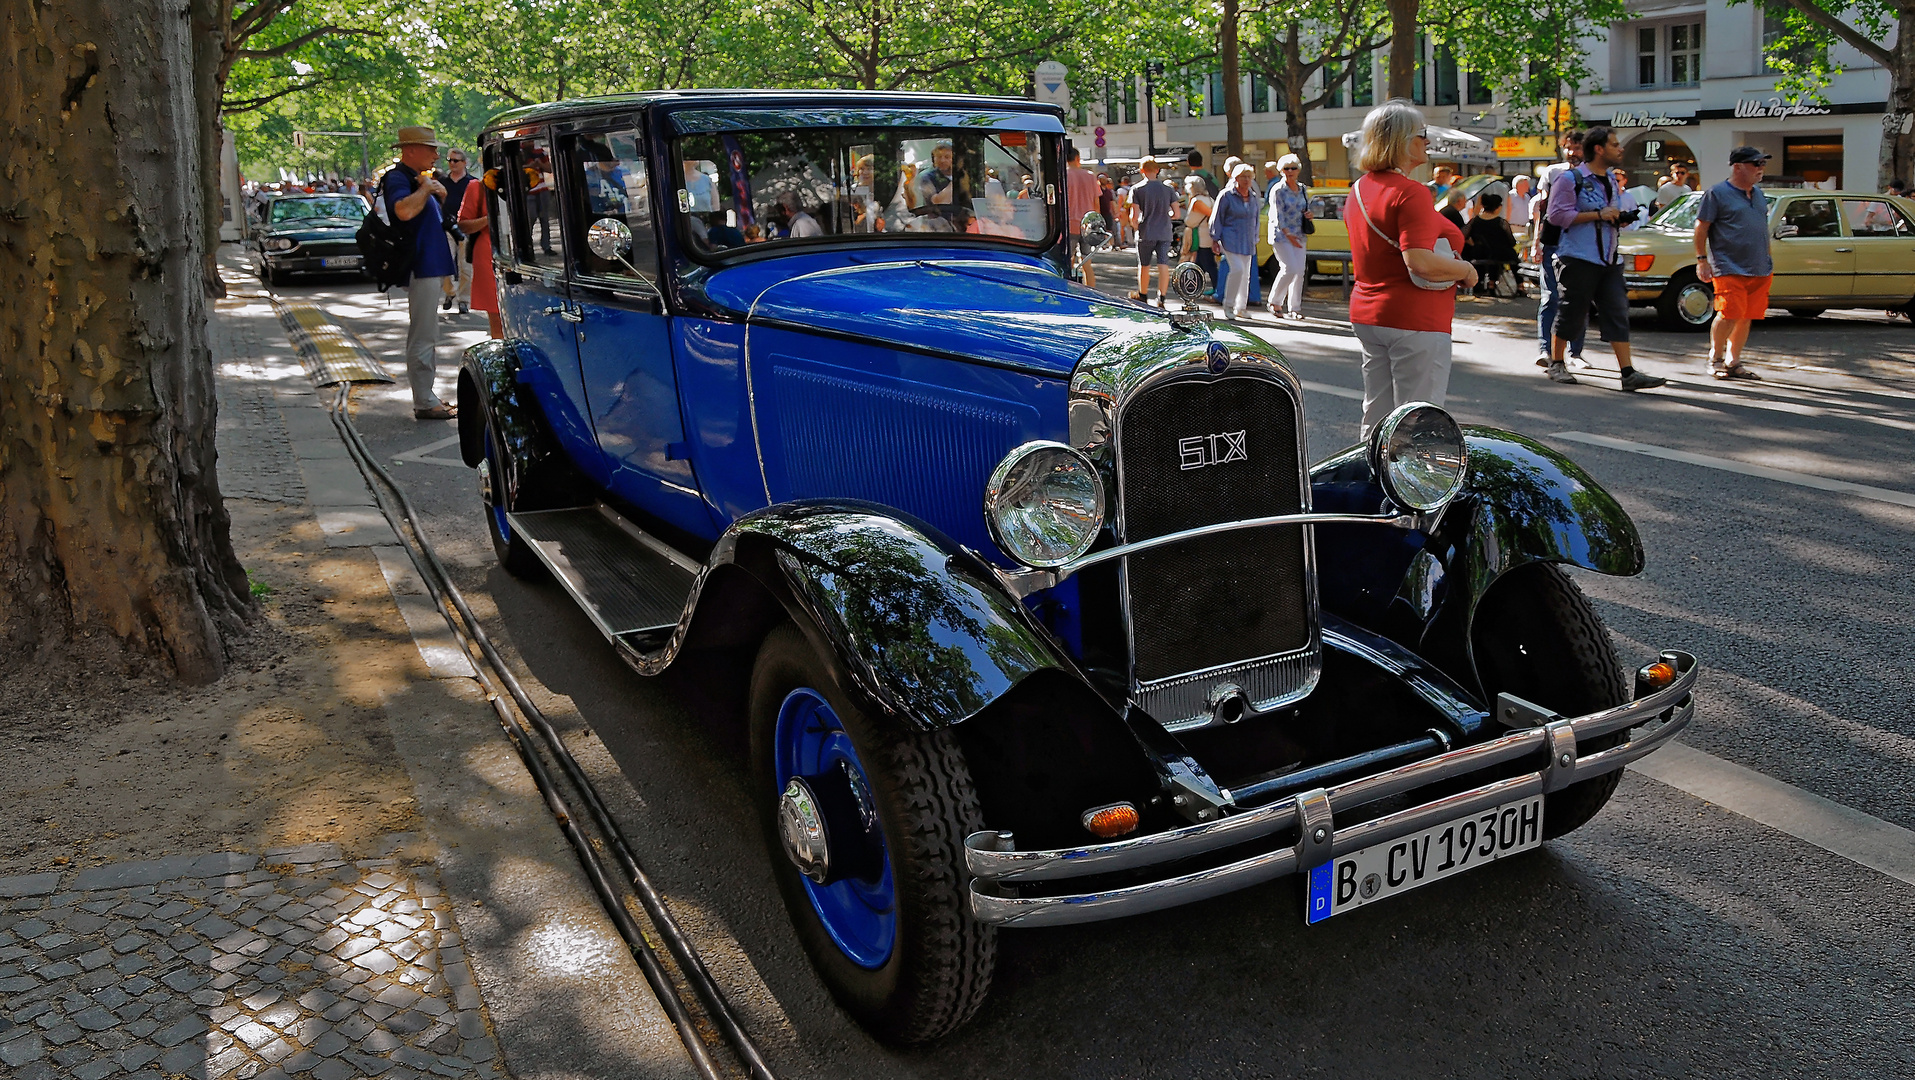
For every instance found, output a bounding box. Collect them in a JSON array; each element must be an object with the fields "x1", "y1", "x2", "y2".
[{"x1": 379, "y1": 125, "x2": 458, "y2": 419}]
